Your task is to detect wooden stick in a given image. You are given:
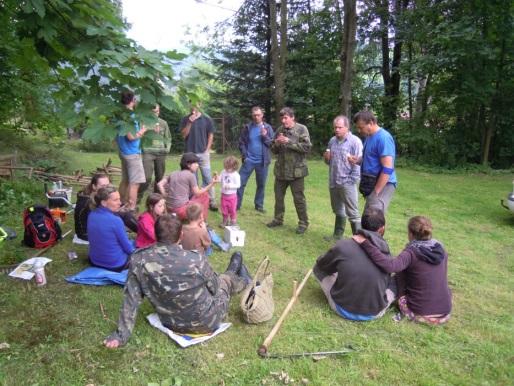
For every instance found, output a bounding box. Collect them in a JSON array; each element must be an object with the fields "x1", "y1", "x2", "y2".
[{"x1": 258, "y1": 268, "x2": 313, "y2": 357}]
